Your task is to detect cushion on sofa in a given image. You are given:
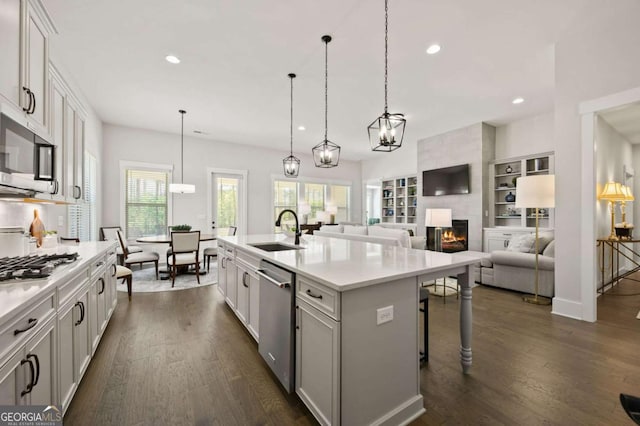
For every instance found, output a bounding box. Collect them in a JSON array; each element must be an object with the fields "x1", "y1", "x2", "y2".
[
  {"x1": 542, "y1": 239, "x2": 555, "y2": 257},
  {"x1": 369, "y1": 226, "x2": 411, "y2": 249},
  {"x1": 506, "y1": 232, "x2": 553, "y2": 254},
  {"x1": 490, "y1": 250, "x2": 555, "y2": 271},
  {"x1": 343, "y1": 225, "x2": 368, "y2": 235},
  {"x1": 320, "y1": 224, "x2": 344, "y2": 233}
]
